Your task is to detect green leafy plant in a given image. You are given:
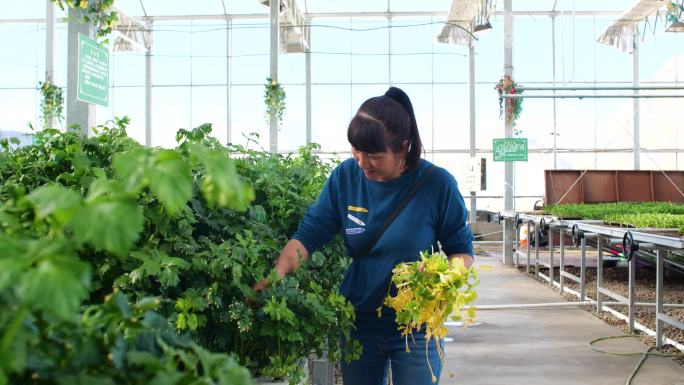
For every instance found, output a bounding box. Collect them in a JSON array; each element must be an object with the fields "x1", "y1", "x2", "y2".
[
  {"x1": 264, "y1": 77, "x2": 286, "y2": 125},
  {"x1": 495, "y1": 74, "x2": 524, "y2": 134},
  {"x1": 0, "y1": 120, "x2": 356, "y2": 384},
  {"x1": 0, "y1": 119, "x2": 255, "y2": 383},
  {"x1": 667, "y1": 2, "x2": 684, "y2": 23},
  {"x1": 543, "y1": 202, "x2": 684, "y2": 234},
  {"x1": 51, "y1": 0, "x2": 118, "y2": 42},
  {"x1": 38, "y1": 80, "x2": 64, "y2": 129}
]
